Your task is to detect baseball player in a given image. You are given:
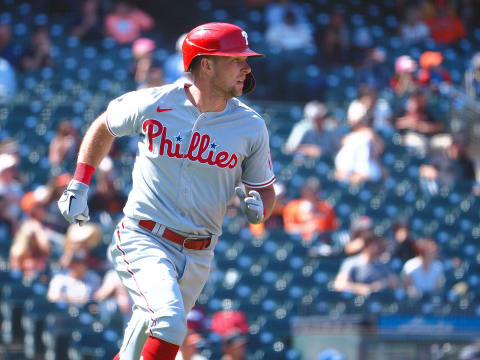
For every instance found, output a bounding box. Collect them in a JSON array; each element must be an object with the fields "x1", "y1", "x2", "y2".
[{"x1": 58, "y1": 22, "x2": 276, "y2": 360}]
